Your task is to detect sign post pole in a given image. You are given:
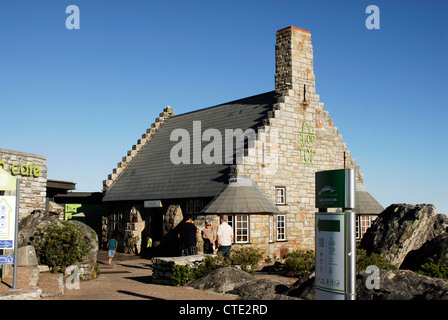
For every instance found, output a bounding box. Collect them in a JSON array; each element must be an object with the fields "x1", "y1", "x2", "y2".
[{"x1": 315, "y1": 169, "x2": 356, "y2": 300}]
